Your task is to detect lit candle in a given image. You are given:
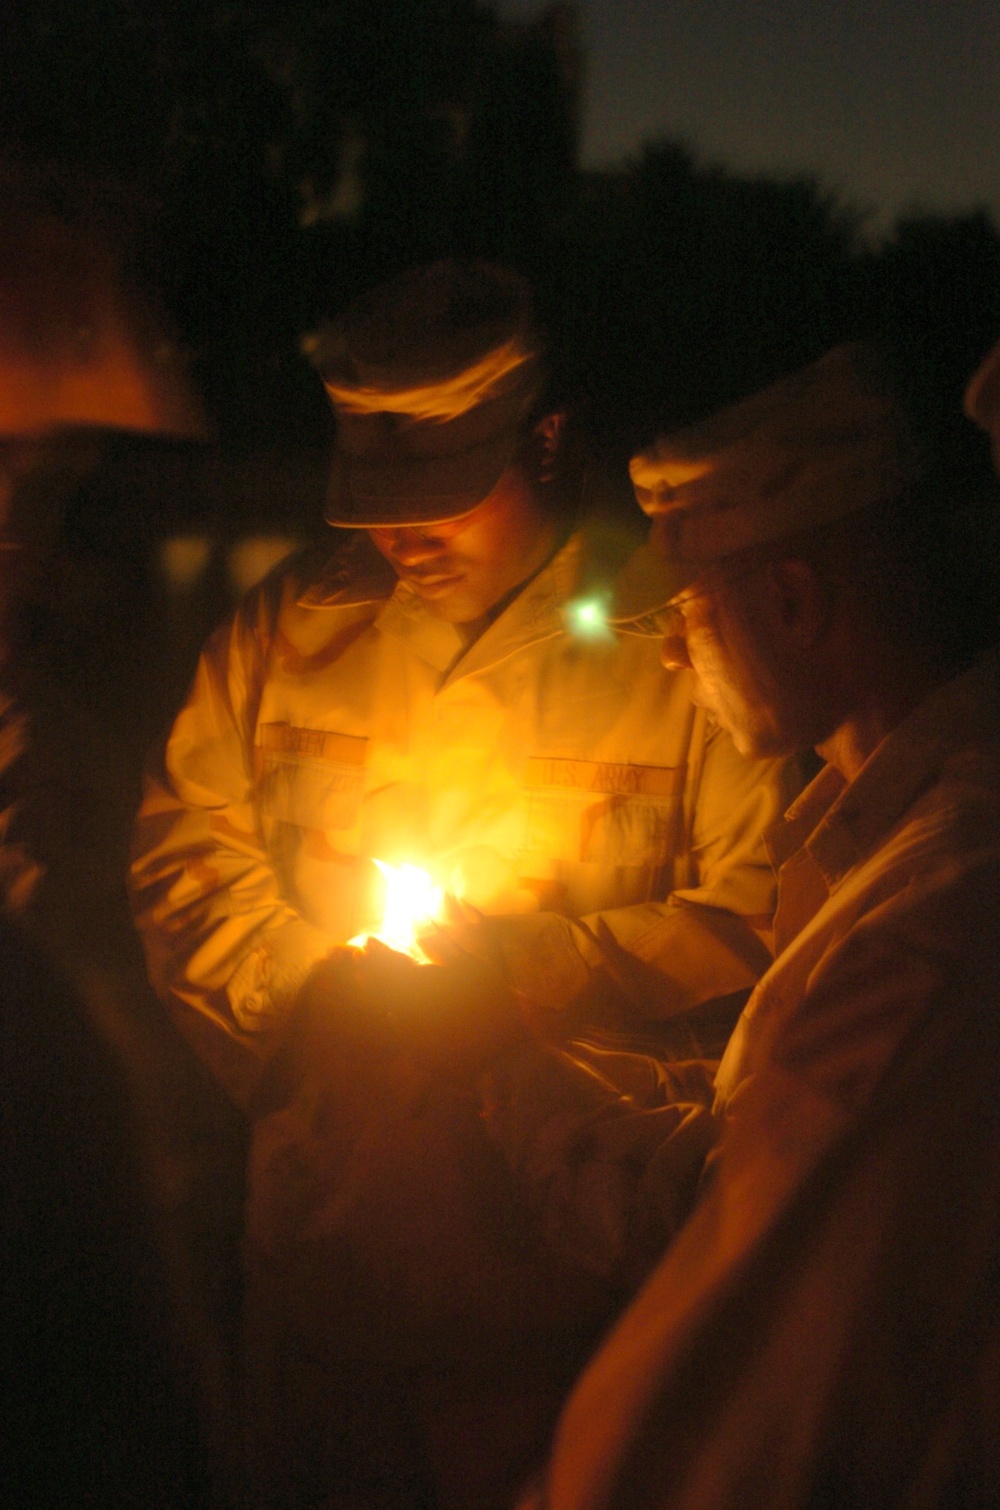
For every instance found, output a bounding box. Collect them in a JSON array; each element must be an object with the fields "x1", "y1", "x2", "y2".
[{"x1": 349, "y1": 859, "x2": 444, "y2": 962}]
